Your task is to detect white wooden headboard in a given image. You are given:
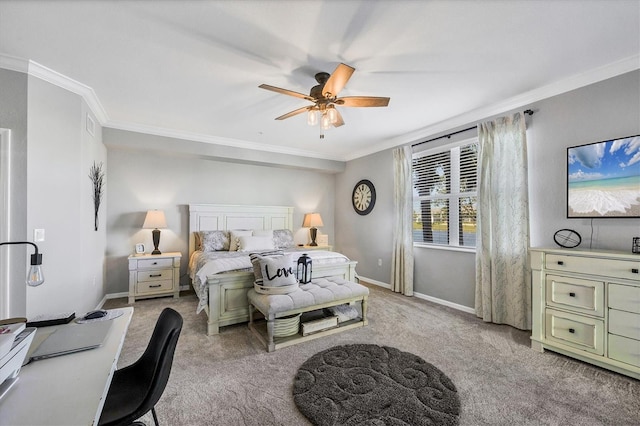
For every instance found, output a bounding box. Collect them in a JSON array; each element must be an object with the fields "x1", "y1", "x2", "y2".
[{"x1": 188, "y1": 204, "x2": 294, "y2": 256}]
